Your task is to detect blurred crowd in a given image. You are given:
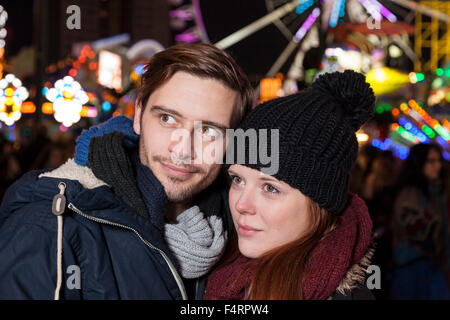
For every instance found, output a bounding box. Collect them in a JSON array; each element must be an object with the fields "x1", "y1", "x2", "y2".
[
  {"x1": 351, "y1": 143, "x2": 450, "y2": 299},
  {"x1": 1, "y1": 122, "x2": 450, "y2": 299},
  {"x1": 0, "y1": 121, "x2": 77, "y2": 201}
]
